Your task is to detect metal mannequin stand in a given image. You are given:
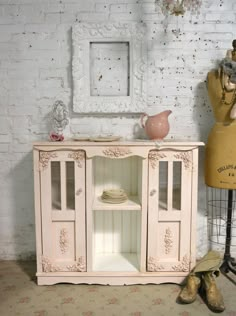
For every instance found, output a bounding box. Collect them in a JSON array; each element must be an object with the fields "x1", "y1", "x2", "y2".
[{"x1": 207, "y1": 188, "x2": 236, "y2": 274}]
